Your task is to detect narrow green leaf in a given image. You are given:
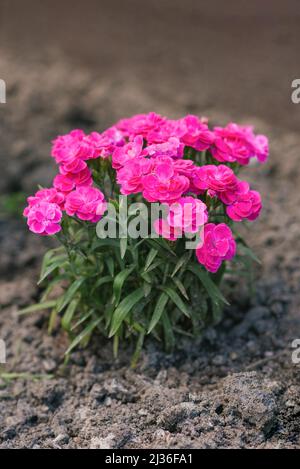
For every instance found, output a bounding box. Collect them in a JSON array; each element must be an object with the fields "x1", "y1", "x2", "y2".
[
  {"x1": 145, "y1": 259, "x2": 165, "y2": 273},
  {"x1": 91, "y1": 239, "x2": 121, "y2": 250},
  {"x1": 113, "y1": 333, "x2": 120, "y2": 359},
  {"x1": 18, "y1": 301, "x2": 57, "y2": 315},
  {"x1": 65, "y1": 317, "x2": 102, "y2": 355},
  {"x1": 56, "y1": 278, "x2": 84, "y2": 313},
  {"x1": 147, "y1": 292, "x2": 169, "y2": 333},
  {"x1": 91, "y1": 275, "x2": 113, "y2": 292},
  {"x1": 109, "y1": 288, "x2": 144, "y2": 337},
  {"x1": 113, "y1": 267, "x2": 134, "y2": 306},
  {"x1": 131, "y1": 331, "x2": 145, "y2": 367},
  {"x1": 71, "y1": 310, "x2": 93, "y2": 331},
  {"x1": 162, "y1": 312, "x2": 175, "y2": 351},
  {"x1": 160, "y1": 286, "x2": 190, "y2": 317},
  {"x1": 144, "y1": 248, "x2": 158, "y2": 271},
  {"x1": 38, "y1": 256, "x2": 68, "y2": 285},
  {"x1": 171, "y1": 251, "x2": 191, "y2": 277},
  {"x1": 48, "y1": 307, "x2": 58, "y2": 334},
  {"x1": 188, "y1": 264, "x2": 229, "y2": 305},
  {"x1": 171, "y1": 277, "x2": 189, "y2": 300},
  {"x1": 105, "y1": 257, "x2": 114, "y2": 277},
  {"x1": 61, "y1": 298, "x2": 79, "y2": 331},
  {"x1": 143, "y1": 281, "x2": 152, "y2": 297}
]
